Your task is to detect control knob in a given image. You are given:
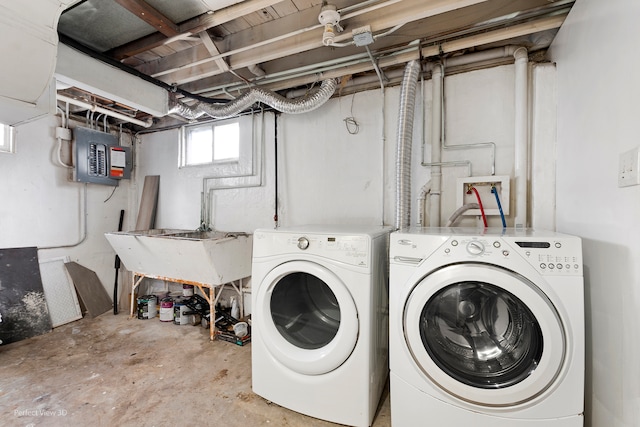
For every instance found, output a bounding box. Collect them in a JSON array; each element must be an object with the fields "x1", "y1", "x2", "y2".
[
  {"x1": 466, "y1": 240, "x2": 485, "y2": 256},
  {"x1": 297, "y1": 237, "x2": 310, "y2": 250}
]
